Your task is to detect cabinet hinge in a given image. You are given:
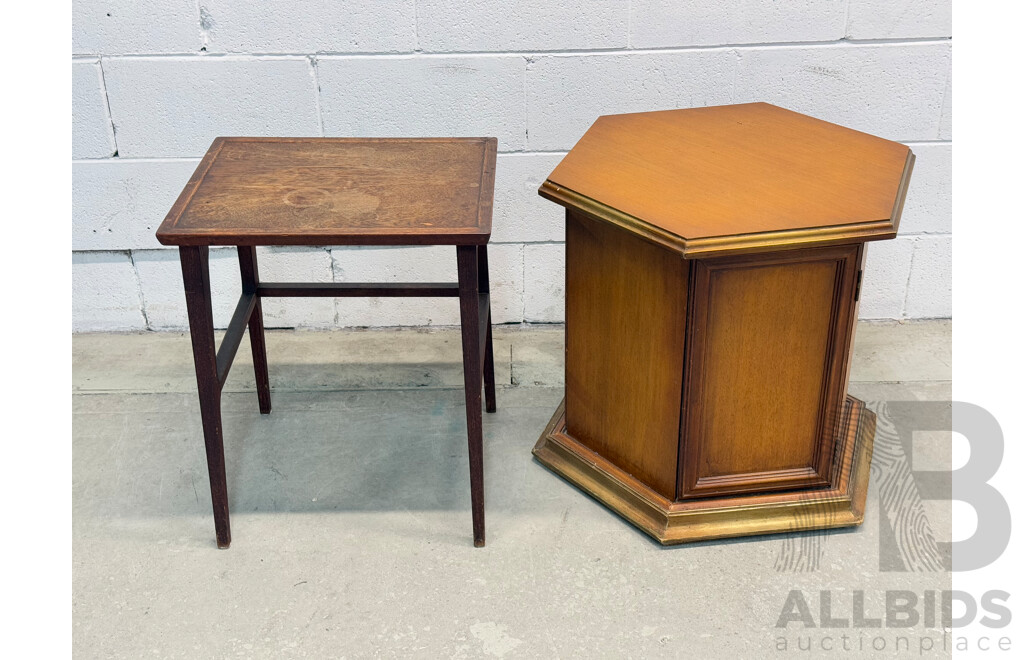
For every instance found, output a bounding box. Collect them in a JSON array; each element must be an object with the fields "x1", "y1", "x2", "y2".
[{"x1": 854, "y1": 270, "x2": 863, "y2": 302}]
